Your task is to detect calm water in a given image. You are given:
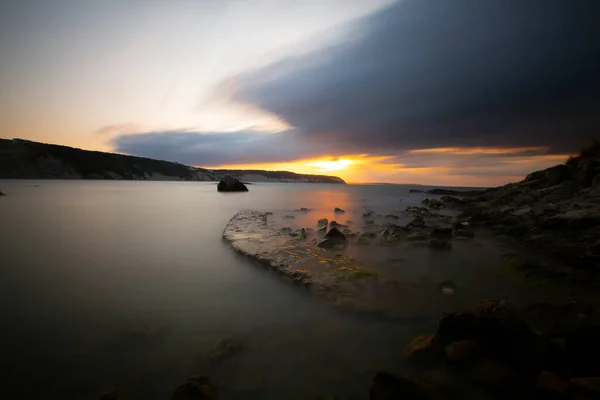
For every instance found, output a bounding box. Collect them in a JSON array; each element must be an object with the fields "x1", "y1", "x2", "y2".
[{"x1": 0, "y1": 180, "x2": 551, "y2": 399}]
